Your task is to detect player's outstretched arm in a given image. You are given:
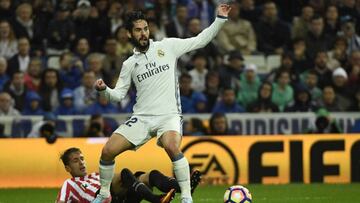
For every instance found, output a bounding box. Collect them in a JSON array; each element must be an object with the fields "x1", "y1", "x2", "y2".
[
  {"x1": 166, "y1": 3, "x2": 231, "y2": 57},
  {"x1": 94, "y1": 64, "x2": 132, "y2": 102}
]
